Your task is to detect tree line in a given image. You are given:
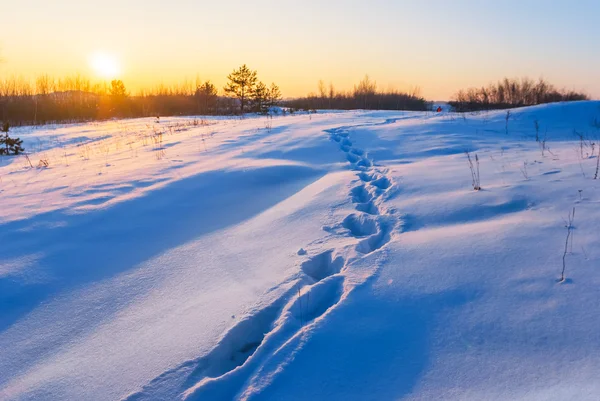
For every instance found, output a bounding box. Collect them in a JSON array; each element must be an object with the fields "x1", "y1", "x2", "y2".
[
  {"x1": 285, "y1": 76, "x2": 429, "y2": 111},
  {"x1": 449, "y1": 77, "x2": 588, "y2": 112},
  {"x1": 0, "y1": 64, "x2": 281, "y2": 126},
  {"x1": 0, "y1": 69, "x2": 591, "y2": 126}
]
